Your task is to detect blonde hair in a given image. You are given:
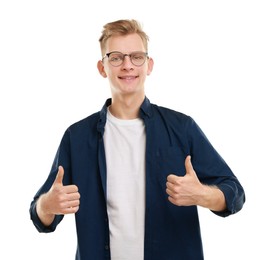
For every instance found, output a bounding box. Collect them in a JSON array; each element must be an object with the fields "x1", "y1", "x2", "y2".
[{"x1": 99, "y1": 19, "x2": 149, "y2": 56}]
